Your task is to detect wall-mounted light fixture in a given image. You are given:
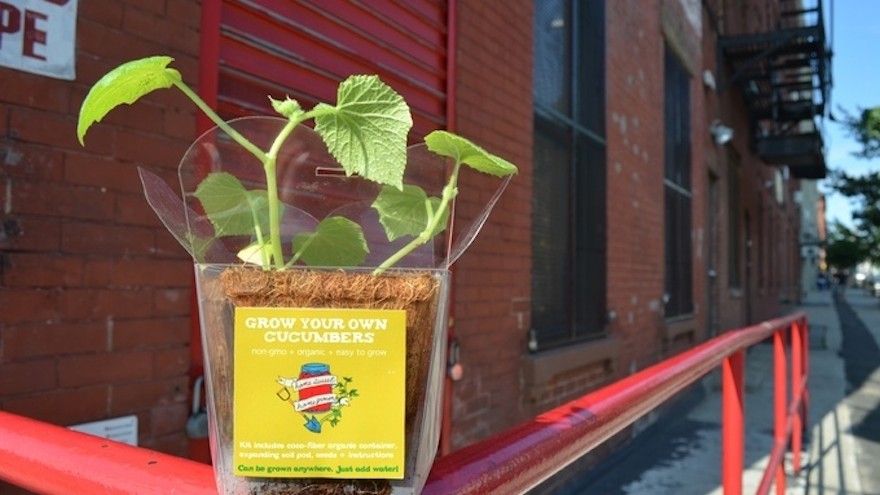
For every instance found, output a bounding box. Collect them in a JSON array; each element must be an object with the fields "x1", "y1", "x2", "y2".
[
  {"x1": 710, "y1": 120, "x2": 734, "y2": 145},
  {"x1": 702, "y1": 69, "x2": 716, "y2": 91}
]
